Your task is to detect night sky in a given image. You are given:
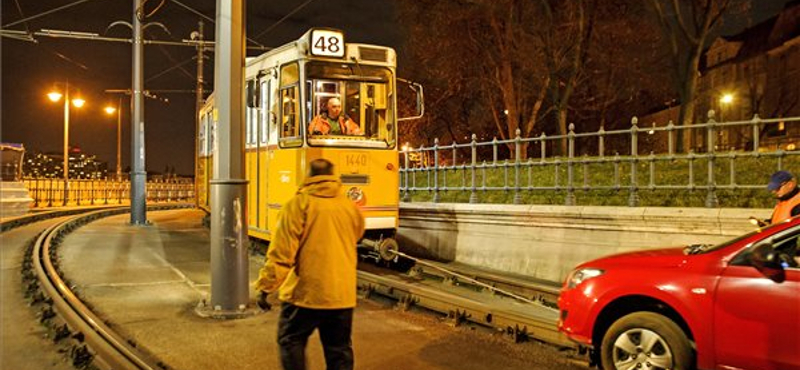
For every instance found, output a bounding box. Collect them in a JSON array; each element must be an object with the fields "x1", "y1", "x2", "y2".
[
  {"x1": 0, "y1": 0, "x2": 791, "y2": 176},
  {"x1": 1, "y1": 0, "x2": 400, "y2": 176}
]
